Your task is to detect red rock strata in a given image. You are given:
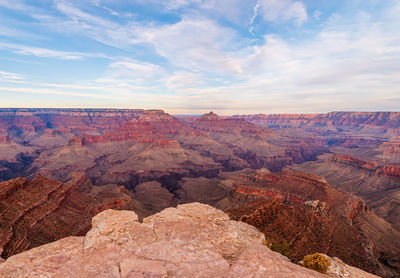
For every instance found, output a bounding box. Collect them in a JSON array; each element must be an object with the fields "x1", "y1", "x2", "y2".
[
  {"x1": 193, "y1": 112, "x2": 271, "y2": 136},
  {"x1": 234, "y1": 111, "x2": 400, "y2": 135},
  {"x1": 2, "y1": 204, "x2": 378, "y2": 278},
  {"x1": 225, "y1": 169, "x2": 399, "y2": 277},
  {"x1": 0, "y1": 136, "x2": 10, "y2": 143},
  {"x1": 0, "y1": 108, "x2": 146, "y2": 137},
  {"x1": 382, "y1": 137, "x2": 400, "y2": 163},
  {"x1": 330, "y1": 154, "x2": 400, "y2": 177},
  {"x1": 227, "y1": 198, "x2": 375, "y2": 272},
  {"x1": 0, "y1": 173, "x2": 133, "y2": 259}
]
